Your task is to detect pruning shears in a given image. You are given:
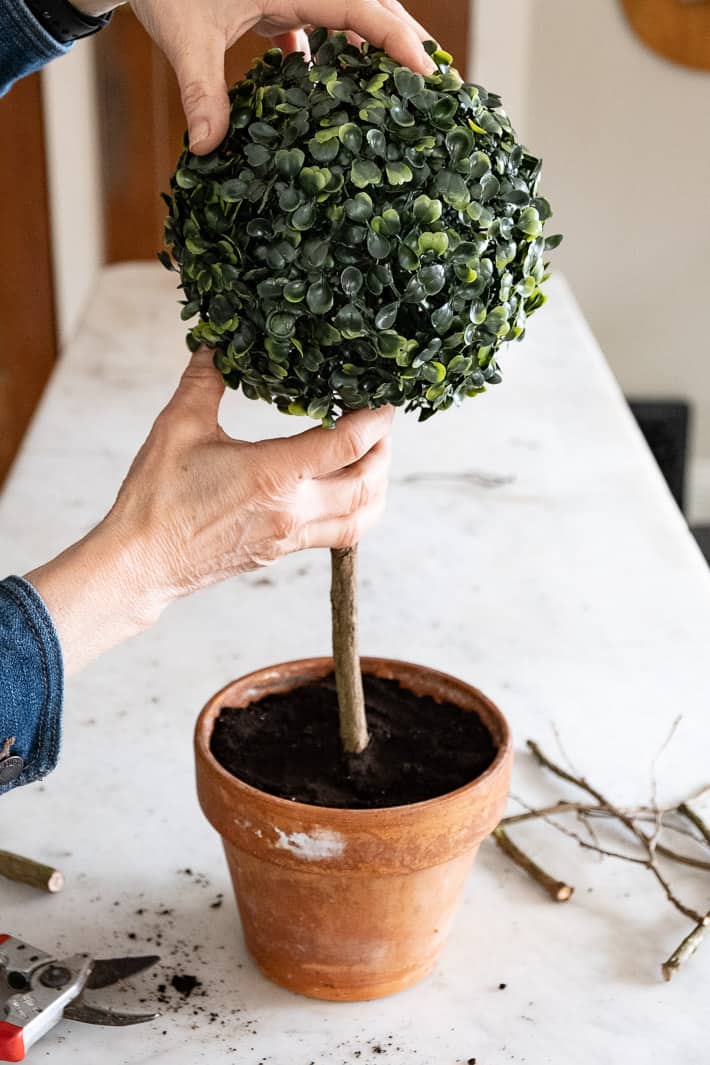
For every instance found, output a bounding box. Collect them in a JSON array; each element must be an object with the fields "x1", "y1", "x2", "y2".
[{"x1": 0, "y1": 934, "x2": 159, "y2": 1061}]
